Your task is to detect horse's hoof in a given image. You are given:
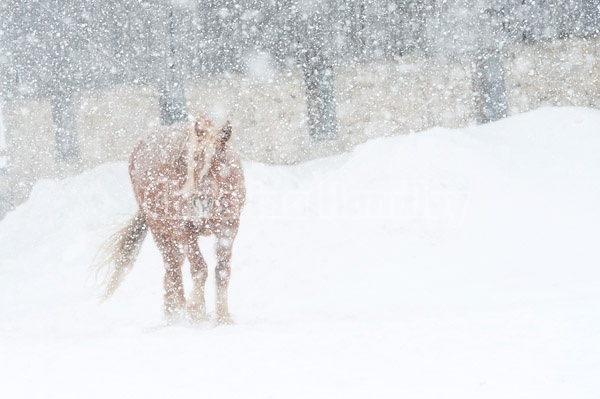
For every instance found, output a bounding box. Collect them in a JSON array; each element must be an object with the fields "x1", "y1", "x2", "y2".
[
  {"x1": 187, "y1": 304, "x2": 208, "y2": 323},
  {"x1": 214, "y1": 313, "x2": 234, "y2": 326},
  {"x1": 164, "y1": 305, "x2": 186, "y2": 325}
]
